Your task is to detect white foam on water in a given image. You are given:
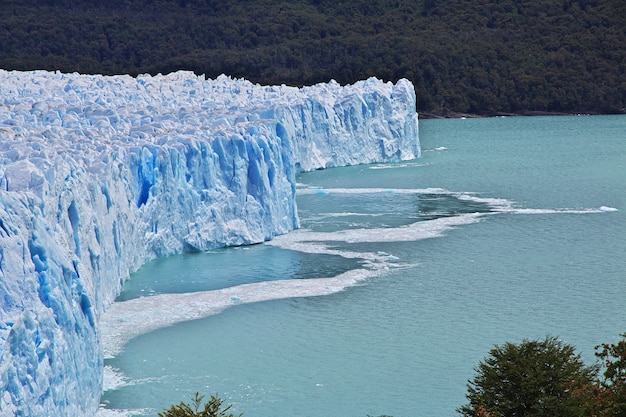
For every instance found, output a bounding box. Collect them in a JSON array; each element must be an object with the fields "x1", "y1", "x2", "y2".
[
  {"x1": 271, "y1": 212, "x2": 485, "y2": 246},
  {"x1": 498, "y1": 207, "x2": 619, "y2": 215},
  {"x1": 369, "y1": 161, "x2": 430, "y2": 169},
  {"x1": 296, "y1": 188, "x2": 617, "y2": 218},
  {"x1": 102, "y1": 366, "x2": 130, "y2": 391},
  {"x1": 95, "y1": 409, "x2": 133, "y2": 417},
  {"x1": 297, "y1": 186, "x2": 451, "y2": 196},
  {"x1": 100, "y1": 268, "x2": 385, "y2": 359},
  {"x1": 323, "y1": 212, "x2": 387, "y2": 217},
  {"x1": 296, "y1": 187, "x2": 517, "y2": 214},
  {"x1": 369, "y1": 164, "x2": 409, "y2": 169},
  {"x1": 309, "y1": 188, "x2": 330, "y2": 195},
  {"x1": 96, "y1": 405, "x2": 149, "y2": 417},
  {"x1": 267, "y1": 238, "x2": 393, "y2": 263},
  {"x1": 455, "y1": 193, "x2": 515, "y2": 210}
]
